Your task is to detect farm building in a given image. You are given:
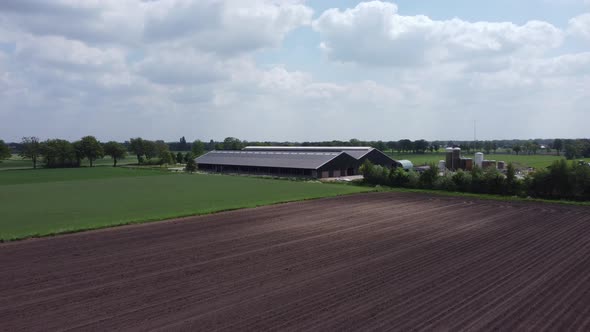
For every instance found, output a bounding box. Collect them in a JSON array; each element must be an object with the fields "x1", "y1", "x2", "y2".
[{"x1": 195, "y1": 146, "x2": 398, "y2": 178}]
